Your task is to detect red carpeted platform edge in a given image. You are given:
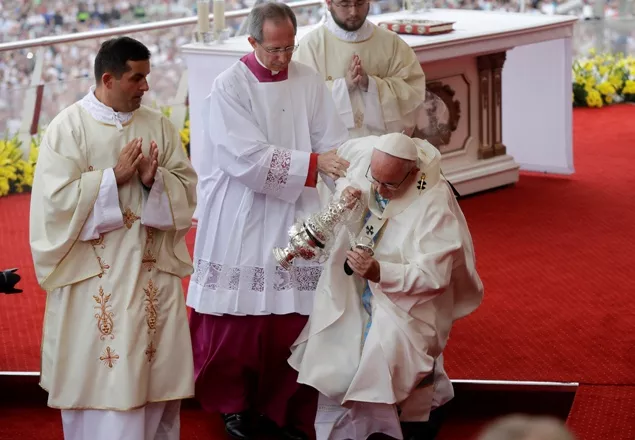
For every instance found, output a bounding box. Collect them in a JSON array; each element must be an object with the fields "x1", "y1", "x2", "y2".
[{"x1": 566, "y1": 385, "x2": 635, "y2": 440}]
